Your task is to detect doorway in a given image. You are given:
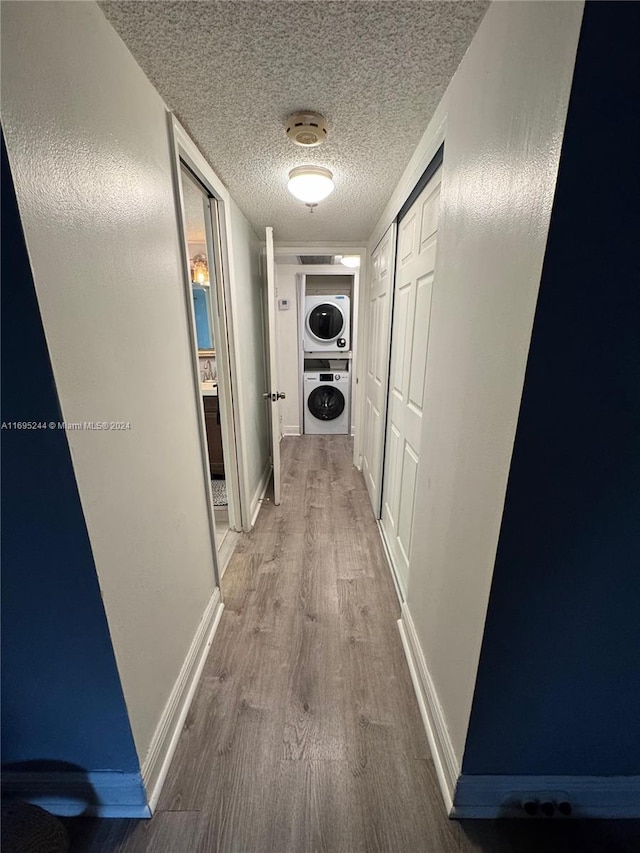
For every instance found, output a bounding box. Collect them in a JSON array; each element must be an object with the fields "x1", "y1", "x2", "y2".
[
  {"x1": 300, "y1": 274, "x2": 355, "y2": 438},
  {"x1": 179, "y1": 167, "x2": 231, "y2": 546},
  {"x1": 171, "y1": 135, "x2": 244, "y2": 575}
]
